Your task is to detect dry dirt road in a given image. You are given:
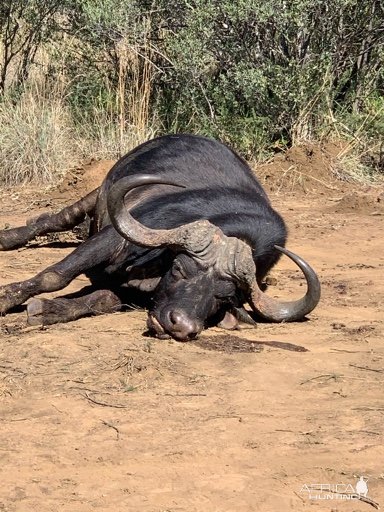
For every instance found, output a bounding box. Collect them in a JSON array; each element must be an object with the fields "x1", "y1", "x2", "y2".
[{"x1": 0, "y1": 148, "x2": 383, "y2": 511}]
